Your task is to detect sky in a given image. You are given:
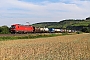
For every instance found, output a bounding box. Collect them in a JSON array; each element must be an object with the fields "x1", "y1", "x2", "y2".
[{"x1": 0, "y1": 0, "x2": 90, "y2": 27}]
